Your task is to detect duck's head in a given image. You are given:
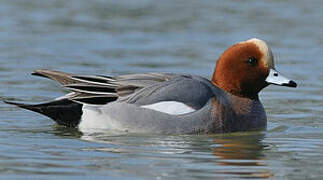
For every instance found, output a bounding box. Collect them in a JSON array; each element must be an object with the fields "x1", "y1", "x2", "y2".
[{"x1": 212, "y1": 38, "x2": 297, "y2": 99}]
